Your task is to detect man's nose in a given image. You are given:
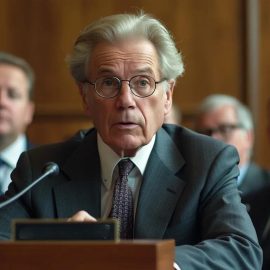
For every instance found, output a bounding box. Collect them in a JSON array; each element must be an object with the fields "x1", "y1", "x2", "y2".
[
  {"x1": 119, "y1": 80, "x2": 133, "y2": 97},
  {"x1": 116, "y1": 81, "x2": 135, "y2": 107}
]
